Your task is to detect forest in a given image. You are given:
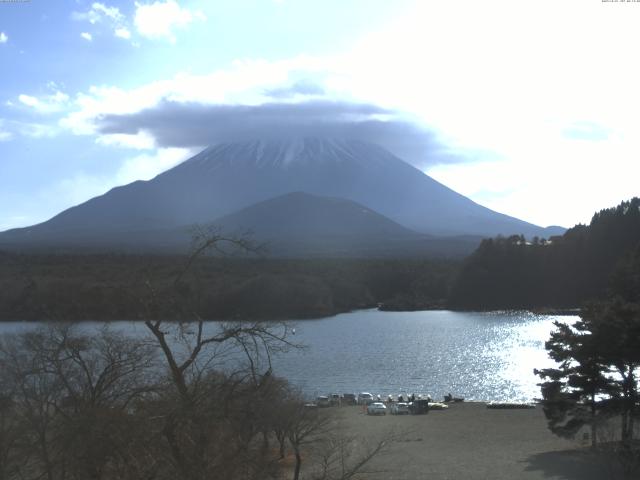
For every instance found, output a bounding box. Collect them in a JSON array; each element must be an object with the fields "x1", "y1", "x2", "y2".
[
  {"x1": 449, "y1": 198, "x2": 640, "y2": 310},
  {"x1": 0, "y1": 252, "x2": 457, "y2": 321}
]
